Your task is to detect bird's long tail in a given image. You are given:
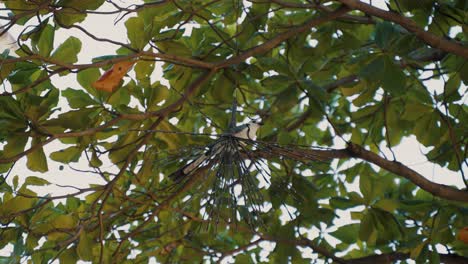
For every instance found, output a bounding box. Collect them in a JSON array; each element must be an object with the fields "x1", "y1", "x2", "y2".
[
  {"x1": 168, "y1": 153, "x2": 208, "y2": 182},
  {"x1": 168, "y1": 143, "x2": 225, "y2": 182}
]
